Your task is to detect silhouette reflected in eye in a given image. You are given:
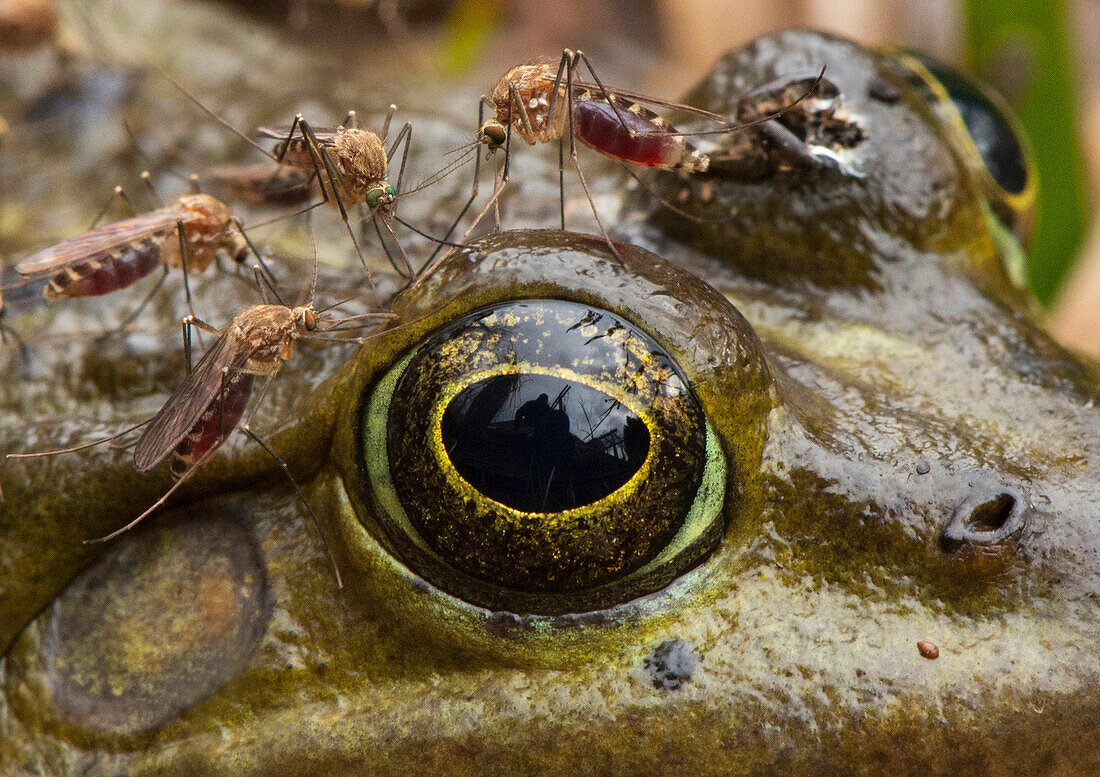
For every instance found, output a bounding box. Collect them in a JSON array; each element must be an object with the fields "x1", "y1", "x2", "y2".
[
  {"x1": 441, "y1": 375, "x2": 650, "y2": 513},
  {"x1": 359, "y1": 299, "x2": 727, "y2": 613}
]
